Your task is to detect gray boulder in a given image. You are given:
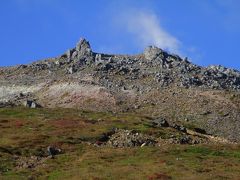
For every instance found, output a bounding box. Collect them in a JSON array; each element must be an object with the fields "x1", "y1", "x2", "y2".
[
  {"x1": 47, "y1": 146, "x2": 61, "y2": 158},
  {"x1": 24, "y1": 100, "x2": 40, "y2": 108},
  {"x1": 106, "y1": 129, "x2": 156, "y2": 147},
  {"x1": 152, "y1": 118, "x2": 169, "y2": 127},
  {"x1": 144, "y1": 46, "x2": 163, "y2": 61}
]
